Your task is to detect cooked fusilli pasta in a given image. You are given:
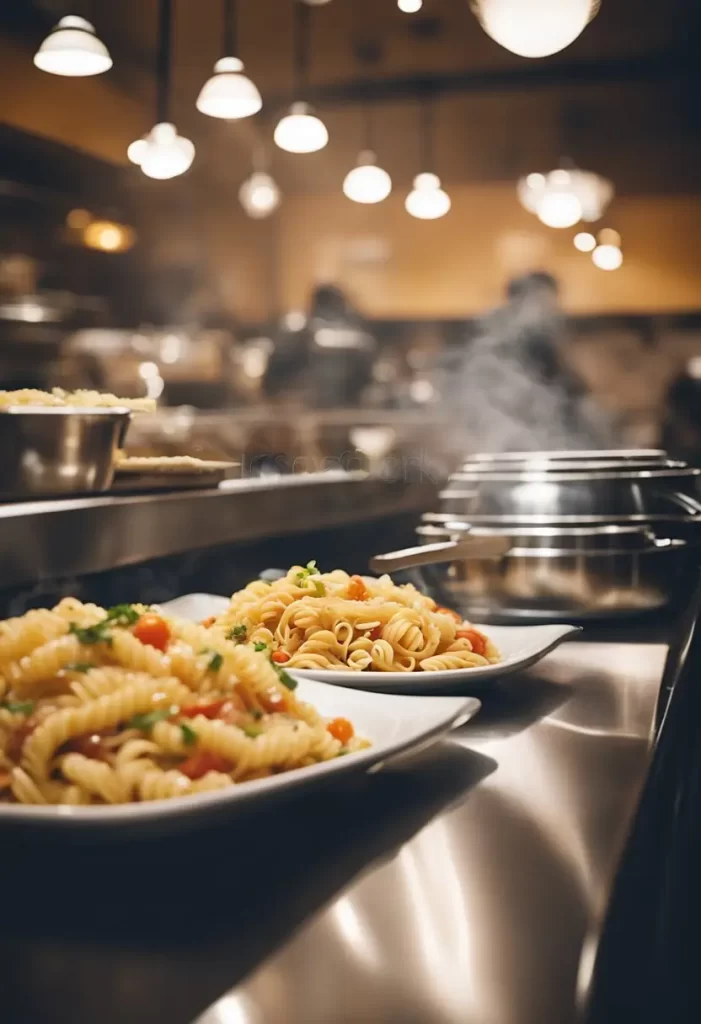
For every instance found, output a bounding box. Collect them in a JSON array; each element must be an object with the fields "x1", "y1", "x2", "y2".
[
  {"x1": 0, "y1": 599, "x2": 368, "y2": 807},
  {"x1": 208, "y1": 563, "x2": 501, "y2": 673}
]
